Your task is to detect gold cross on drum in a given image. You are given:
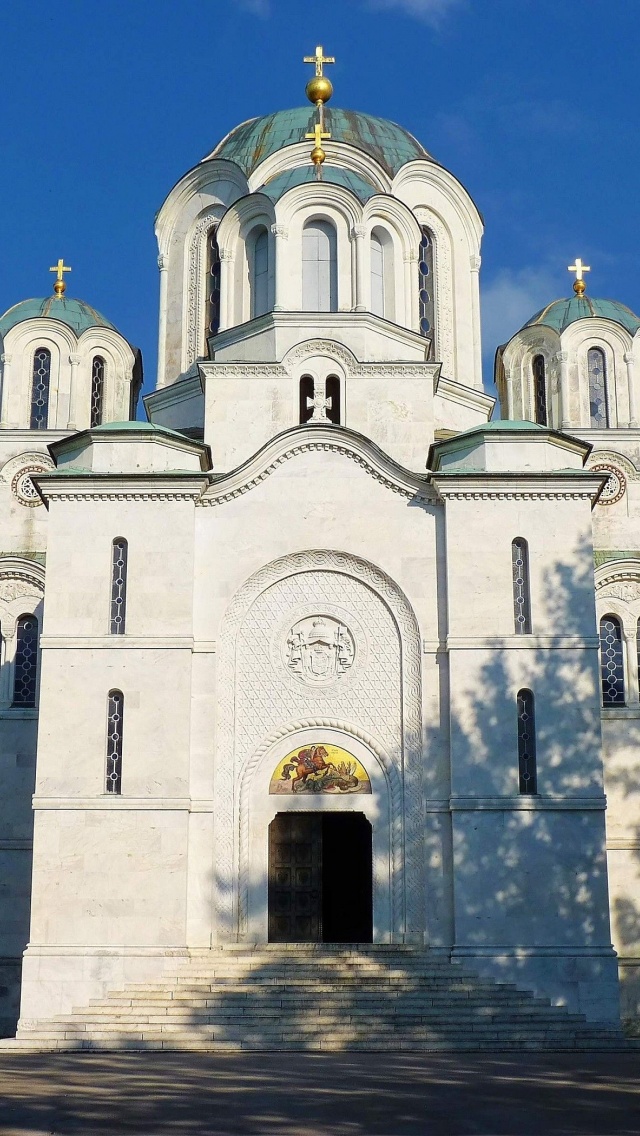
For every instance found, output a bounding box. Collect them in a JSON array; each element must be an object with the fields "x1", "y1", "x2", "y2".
[
  {"x1": 306, "y1": 123, "x2": 331, "y2": 168},
  {"x1": 304, "y1": 45, "x2": 335, "y2": 77},
  {"x1": 568, "y1": 258, "x2": 591, "y2": 296},
  {"x1": 49, "y1": 258, "x2": 72, "y2": 296}
]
